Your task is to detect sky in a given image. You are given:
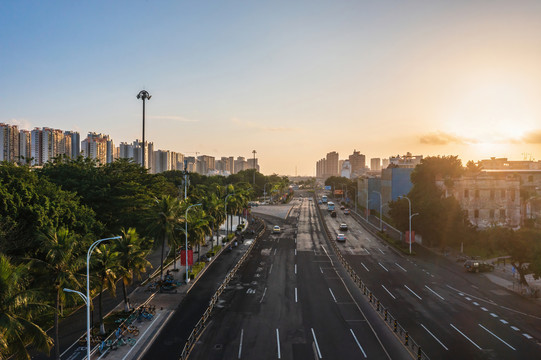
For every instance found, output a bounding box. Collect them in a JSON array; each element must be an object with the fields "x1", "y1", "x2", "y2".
[{"x1": 3, "y1": 1, "x2": 541, "y2": 175}]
